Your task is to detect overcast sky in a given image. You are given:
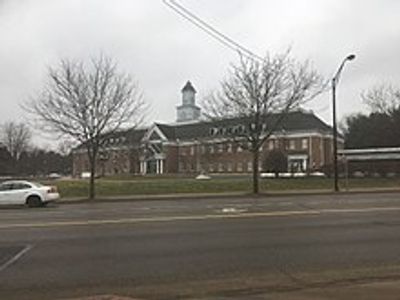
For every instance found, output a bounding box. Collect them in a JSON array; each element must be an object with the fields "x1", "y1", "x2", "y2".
[{"x1": 0, "y1": 0, "x2": 399, "y2": 145}]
